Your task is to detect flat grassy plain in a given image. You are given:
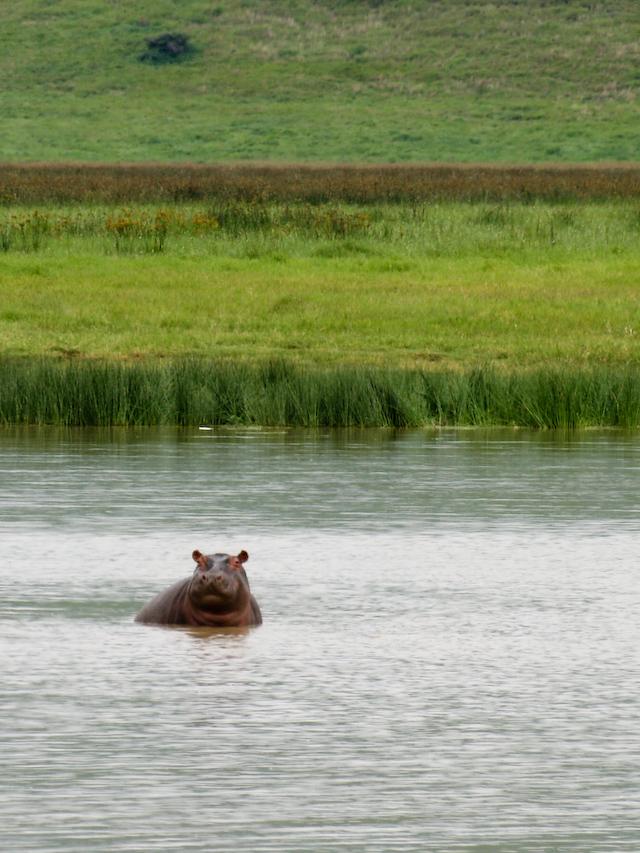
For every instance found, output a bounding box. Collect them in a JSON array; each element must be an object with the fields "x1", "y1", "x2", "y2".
[
  {"x1": 1, "y1": 200, "x2": 639, "y2": 370},
  {"x1": 2, "y1": 0, "x2": 639, "y2": 163}
]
